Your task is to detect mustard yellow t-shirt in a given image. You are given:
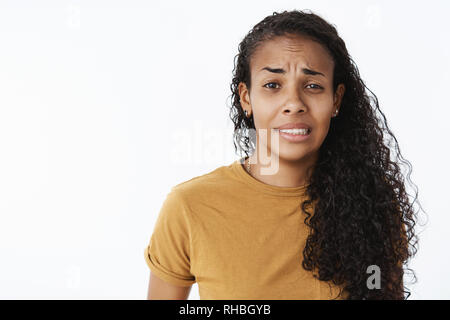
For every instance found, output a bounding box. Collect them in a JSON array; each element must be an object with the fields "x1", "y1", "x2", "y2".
[{"x1": 144, "y1": 158, "x2": 348, "y2": 299}]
